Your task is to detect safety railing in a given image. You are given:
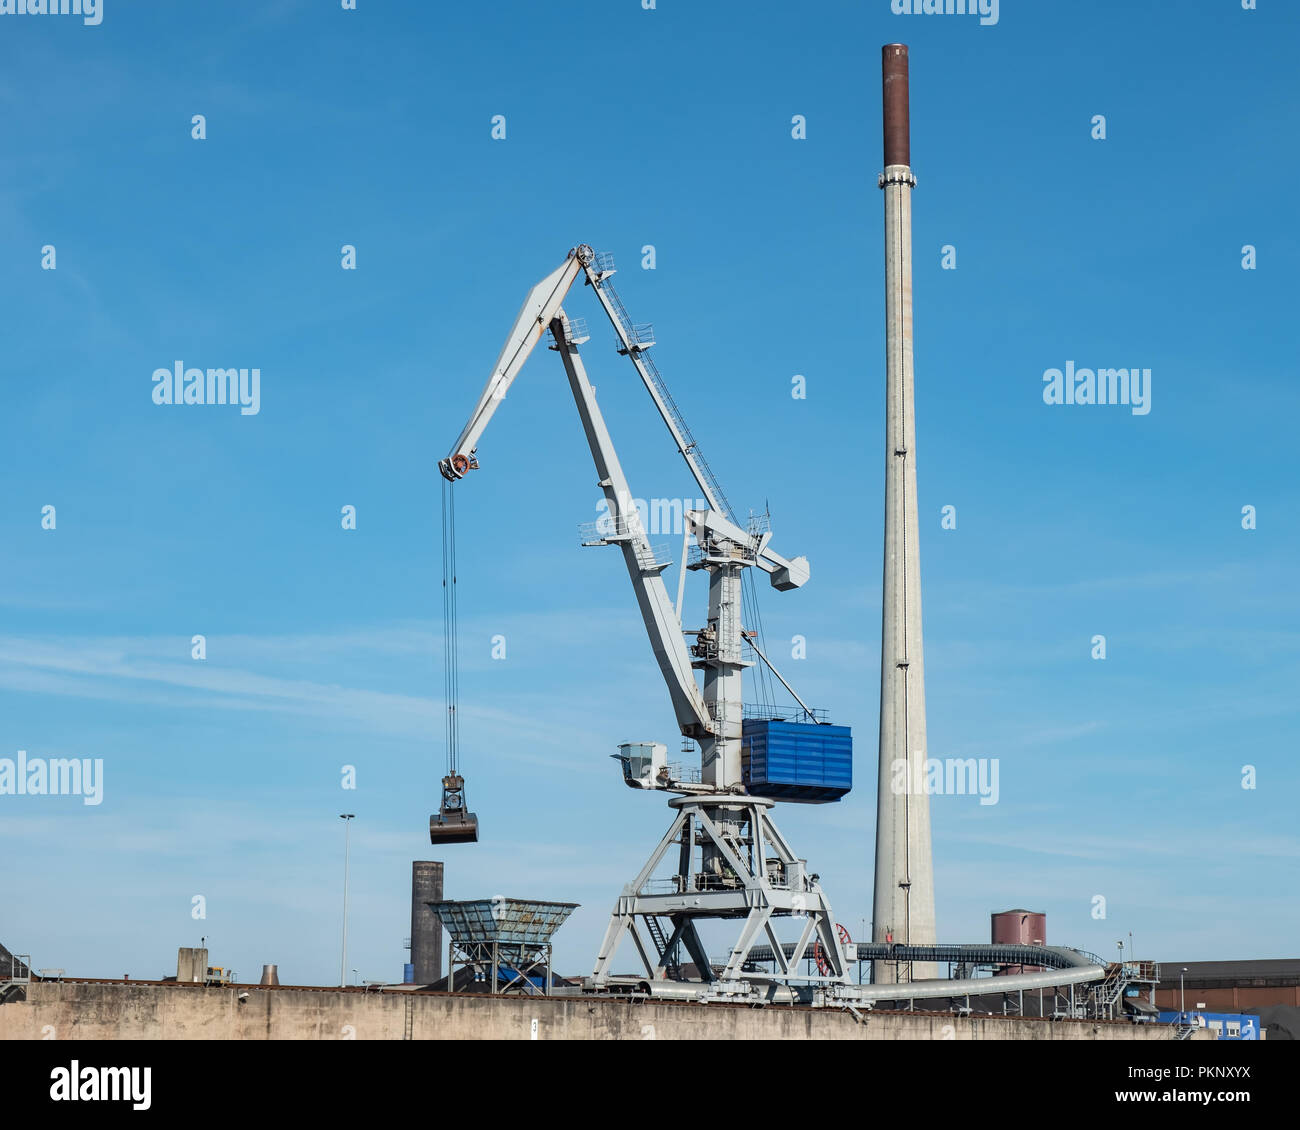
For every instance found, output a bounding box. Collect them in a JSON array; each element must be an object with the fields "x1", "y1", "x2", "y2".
[{"x1": 579, "y1": 516, "x2": 644, "y2": 544}]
